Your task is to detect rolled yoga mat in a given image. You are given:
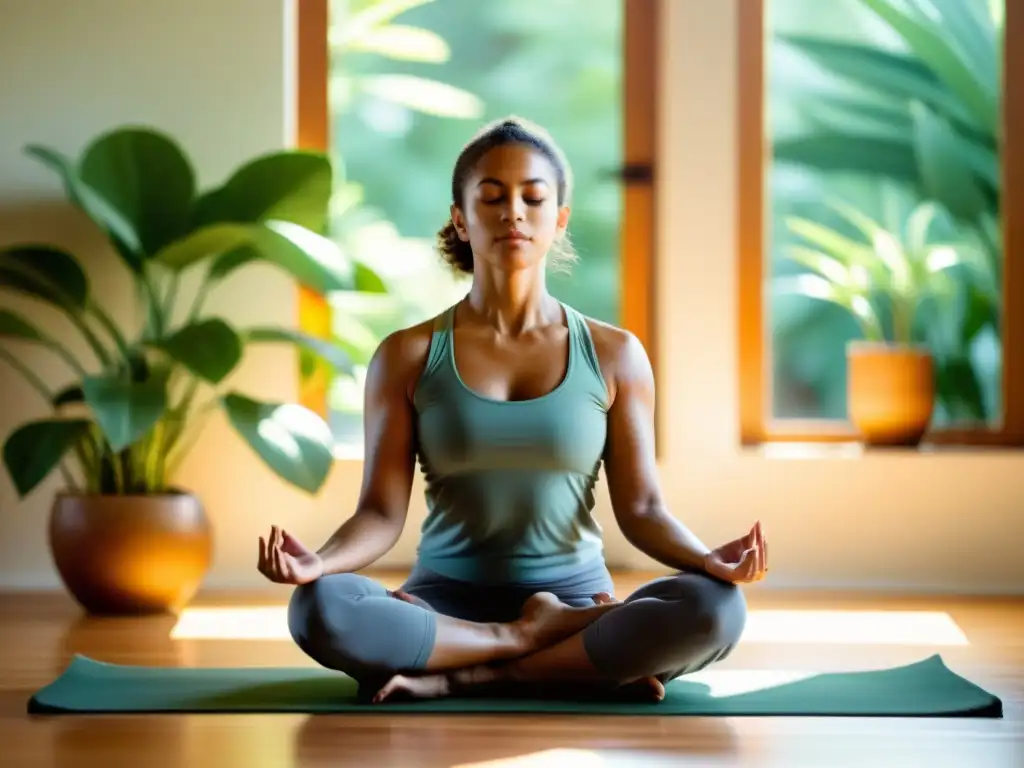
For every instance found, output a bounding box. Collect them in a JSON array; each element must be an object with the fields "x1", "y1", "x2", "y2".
[{"x1": 28, "y1": 653, "x2": 1002, "y2": 717}]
